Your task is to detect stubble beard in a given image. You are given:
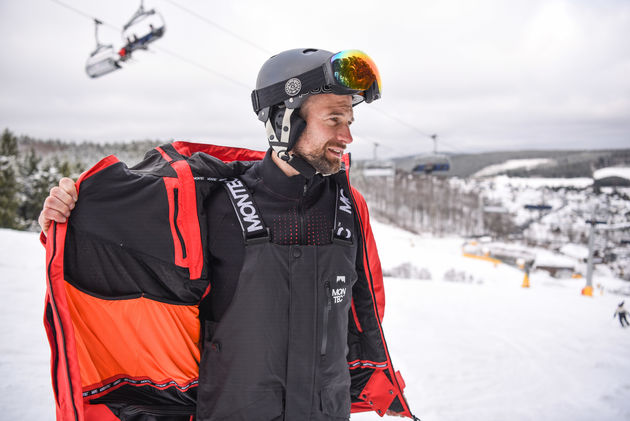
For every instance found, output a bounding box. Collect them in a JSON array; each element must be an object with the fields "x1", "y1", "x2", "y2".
[{"x1": 293, "y1": 140, "x2": 342, "y2": 175}]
